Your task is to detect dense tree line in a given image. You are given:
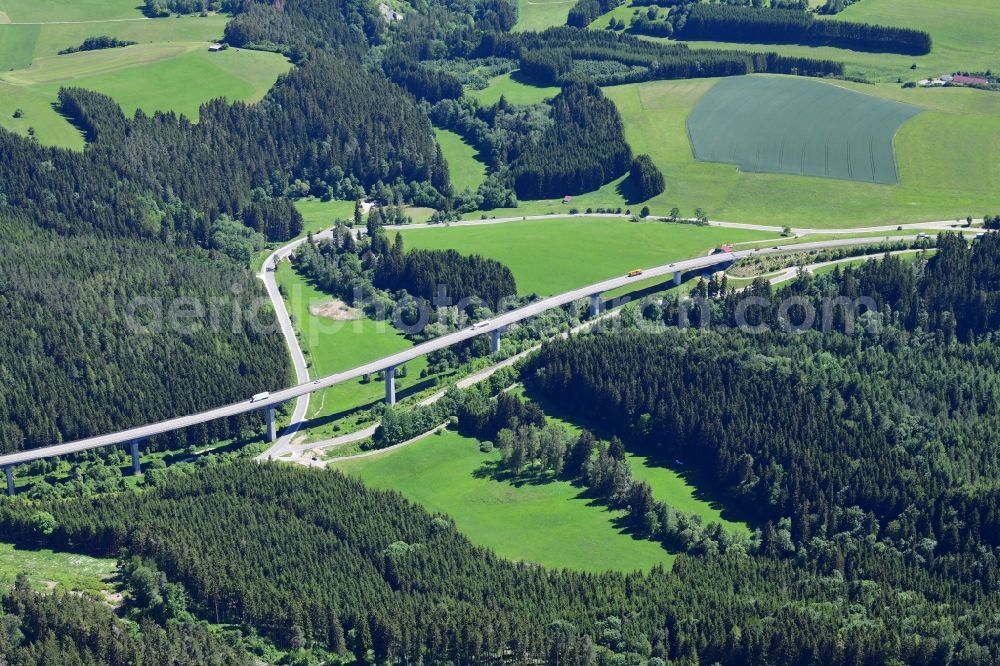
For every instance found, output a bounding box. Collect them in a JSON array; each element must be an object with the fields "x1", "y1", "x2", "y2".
[
  {"x1": 629, "y1": 154, "x2": 666, "y2": 201},
  {"x1": 710, "y1": 233, "x2": 1000, "y2": 341},
  {"x1": 382, "y1": 48, "x2": 464, "y2": 103},
  {"x1": 510, "y1": 82, "x2": 632, "y2": 198},
  {"x1": 429, "y1": 95, "x2": 548, "y2": 207},
  {"x1": 0, "y1": 215, "x2": 288, "y2": 454},
  {"x1": 481, "y1": 26, "x2": 844, "y2": 85},
  {"x1": 0, "y1": 575, "x2": 252, "y2": 664},
  {"x1": 294, "y1": 226, "x2": 517, "y2": 316},
  {"x1": 567, "y1": 0, "x2": 624, "y2": 28},
  {"x1": 144, "y1": 0, "x2": 240, "y2": 18},
  {"x1": 375, "y1": 245, "x2": 518, "y2": 310},
  {"x1": 818, "y1": 0, "x2": 864, "y2": 15},
  {"x1": 629, "y1": 13, "x2": 674, "y2": 38},
  {"x1": 456, "y1": 387, "x2": 750, "y2": 555},
  {"x1": 57, "y1": 35, "x2": 136, "y2": 55},
  {"x1": 526, "y1": 235, "x2": 1000, "y2": 582},
  {"x1": 56, "y1": 56, "x2": 448, "y2": 225},
  {"x1": 1, "y1": 461, "x2": 997, "y2": 662},
  {"x1": 526, "y1": 326, "x2": 1000, "y2": 553},
  {"x1": 223, "y1": 0, "x2": 377, "y2": 56},
  {"x1": 676, "y1": 4, "x2": 932, "y2": 55},
  {"x1": 239, "y1": 197, "x2": 304, "y2": 242}
]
